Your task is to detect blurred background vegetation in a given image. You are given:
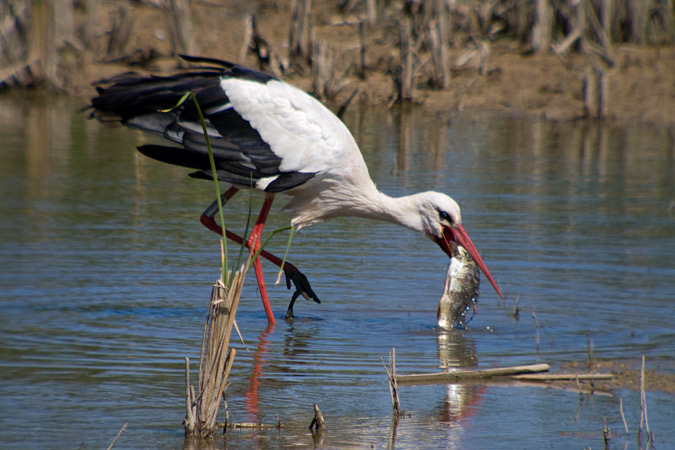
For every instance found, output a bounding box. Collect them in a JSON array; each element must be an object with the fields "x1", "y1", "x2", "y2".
[{"x1": 1, "y1": 0, "x2": 673, "y2": 121}]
